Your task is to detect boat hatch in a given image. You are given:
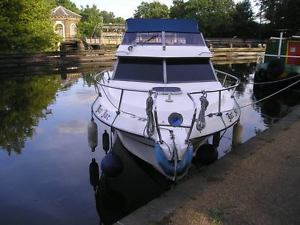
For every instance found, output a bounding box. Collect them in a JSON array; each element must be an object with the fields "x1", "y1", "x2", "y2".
[{"x1": 152, "y1": 87, "x2": 182, "y2": 95}]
